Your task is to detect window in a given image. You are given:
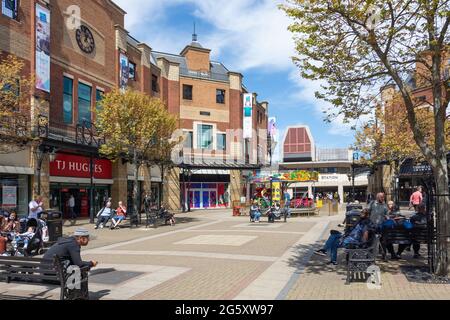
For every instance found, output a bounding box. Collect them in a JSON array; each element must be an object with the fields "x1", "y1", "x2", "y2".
[
  {"x1": 152, "y1": 74, "x2": 159, "y2": 92},
  {"x1": 2, "y1": 0, "x2": 18, "y2": 20},
  {"x1": 217, "y1": 133, "x2": 226, "y2": 151},
  {"x1": 184, "y1": 131, "x2": 193, "y2": 149},
  {"x1": 129, "y1": 62, "x2": 136, "y2": 80},
  {"x1": 183, "y1": 84, "x2": 193, "y2": 100},
  {"x1": 78, "y1": 82, "x2": 92, "y2": 127},
  {"x1": 216, "y1": 89, "x2": 225, "y2": 104},
  {"x1": 1, "y1": 78, "x2": 20, "y2": 111},
  {"x1": 197, "y1": 124, "x2": 213, "y2": 150},
  {"x1": 63, "y1": 77, "x2": 73, "y2": 124},
  {"x1": 96, "y1": 89, "x2": 103, "y2": 112}
]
